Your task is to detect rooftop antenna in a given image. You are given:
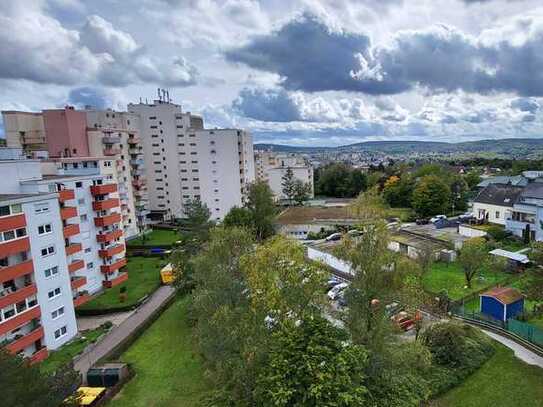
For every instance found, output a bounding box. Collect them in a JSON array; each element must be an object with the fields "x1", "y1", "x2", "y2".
[
  {"x1": 139, "y1": 97, "x2": 142, "y2": 103},
  {"x1": 162, "y1": 89, "x2": 167, "y2": 102},
  {"x1": 157, "y1": 88, "x2": 161, "y2": 102},
  {"x1": 166, "y1": 90, "x2": 170, "y2": 102}
]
